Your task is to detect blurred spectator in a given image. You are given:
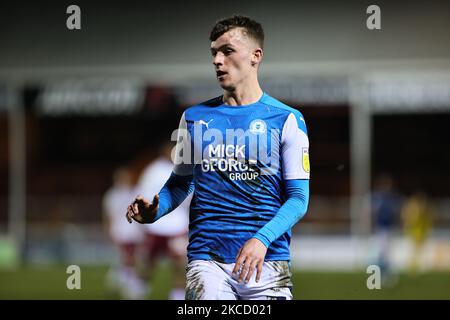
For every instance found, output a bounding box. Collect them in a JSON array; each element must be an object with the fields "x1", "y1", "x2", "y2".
[
  {"x1": 371, "y1": 174, "x2": 402, "y2": 283},
  {"x1": 401, "y1": 191, "x2": 434, "y2": 274},
  {"x1": 137, "y1": 141, "x2": 190, "y2": 300},
  {"x1": 102, "y1": 167, "x2": 147, "y2": 299}
]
